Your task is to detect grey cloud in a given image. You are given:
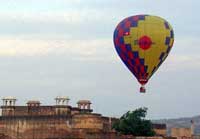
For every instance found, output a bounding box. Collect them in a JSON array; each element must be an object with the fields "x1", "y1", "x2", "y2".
[{"x1": 0, "y1": 0, "x2": 199, "y2": 39}]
